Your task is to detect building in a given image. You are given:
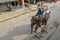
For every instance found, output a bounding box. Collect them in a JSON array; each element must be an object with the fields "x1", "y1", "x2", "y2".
[
  {"x1": 0, "y1": 0, "x2": 19, "y2": 11},
  {"x1": 24, "y1": 0, "x2": 40, "y2": 4},
  {"x1": 1, "y1": 0, "x2": 51, "y2": 11}
]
